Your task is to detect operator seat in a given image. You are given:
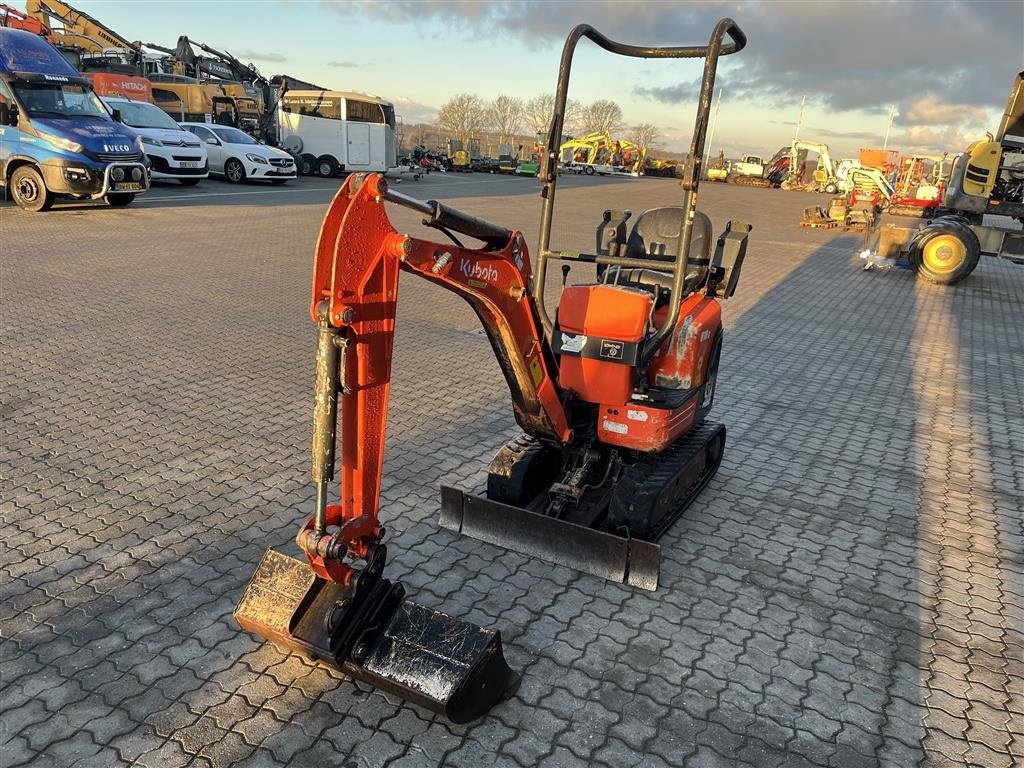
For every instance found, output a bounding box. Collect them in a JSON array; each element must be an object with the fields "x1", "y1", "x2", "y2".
[{"x1": 605, "y1": 207, "x2": 712, "y2": 300}]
